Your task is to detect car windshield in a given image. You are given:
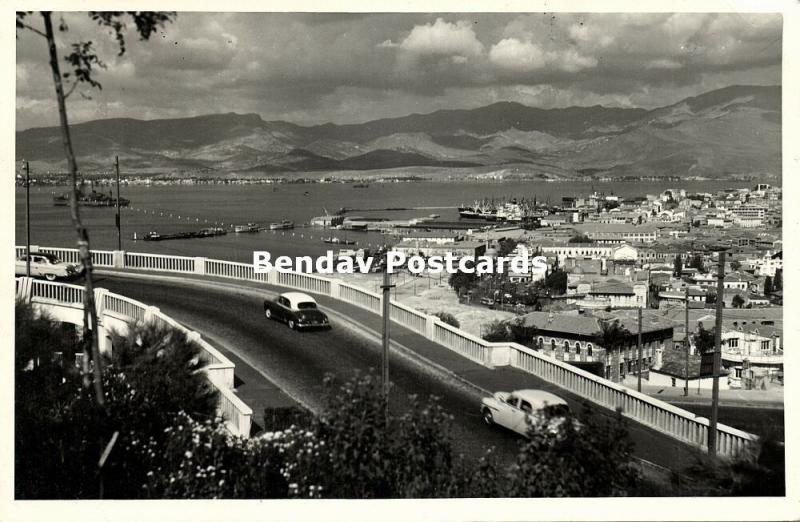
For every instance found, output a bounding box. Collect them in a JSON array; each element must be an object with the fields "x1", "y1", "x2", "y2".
[{"x1": 297, "y1": 302, "x2": 317, "y2": 310}]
